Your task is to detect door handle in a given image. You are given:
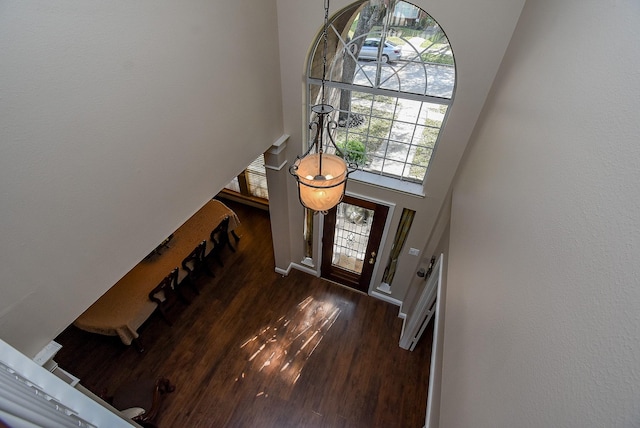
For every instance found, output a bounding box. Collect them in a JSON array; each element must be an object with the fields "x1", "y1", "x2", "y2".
[{"x1": 368, "y1": 251, "x2": 377, "y2": 265}]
